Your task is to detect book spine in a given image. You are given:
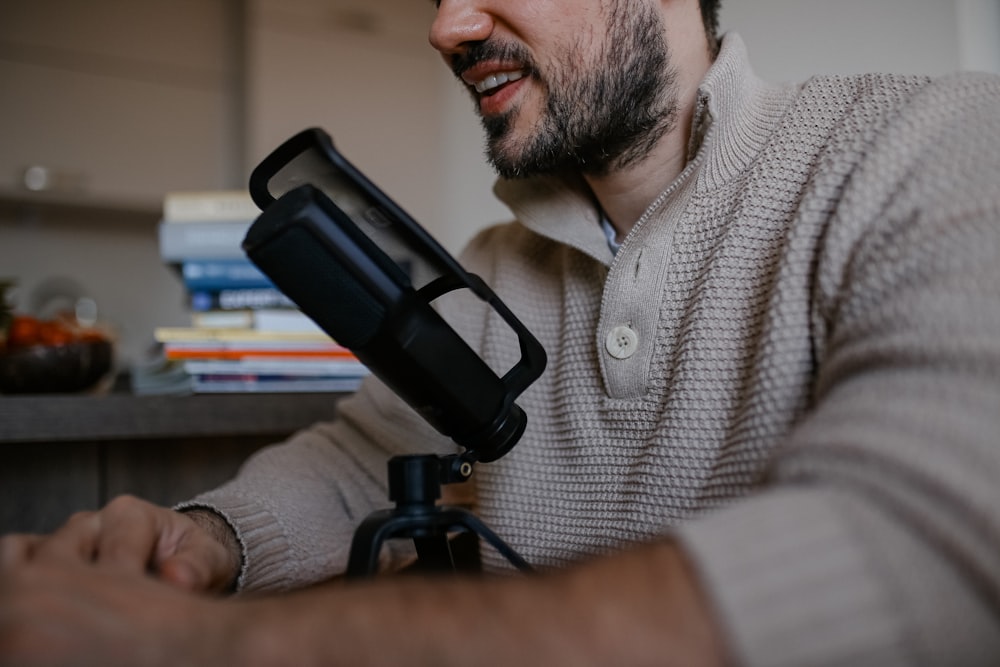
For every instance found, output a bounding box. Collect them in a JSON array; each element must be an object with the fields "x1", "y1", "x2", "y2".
[
  {"x1": 183, "y1": 359, "x2": 368, "y2": 377},
  {"x1": 180, "y1": 259, "x2": 274, "y2": 291},
  {"x1": 251, "y1": 309, "x2": 322, "y2": 334},
  {"x1": 163, "y1": 190, "x2": 260, "y2": 222},
  {"x1": 158, "y1": 219, "x2": 253, "y2": 261},
  {"x1": 190, "y1": 310, "x2": 254, "y2": 330},
  {"x1": 164, "y1": 348, "x2": 355, "y2": 361},
  {"x1": 191, "y1": 376, "x2": 363, "y2": 393},
  {"x1": 189, "y1": 288, "x2": 296, "y2": 312}
]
